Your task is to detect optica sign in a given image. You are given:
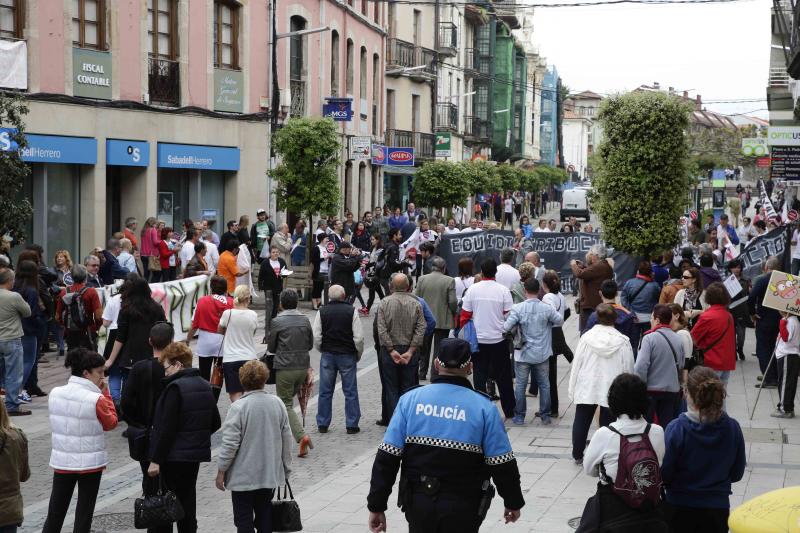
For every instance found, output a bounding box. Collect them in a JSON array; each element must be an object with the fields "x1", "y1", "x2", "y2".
[
  {"x1": 768, "y1": 127, "x2": 800, "y2": 147},
  {"x1": 386, "y1": 147, "x2": 415, "y2": 166}
]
